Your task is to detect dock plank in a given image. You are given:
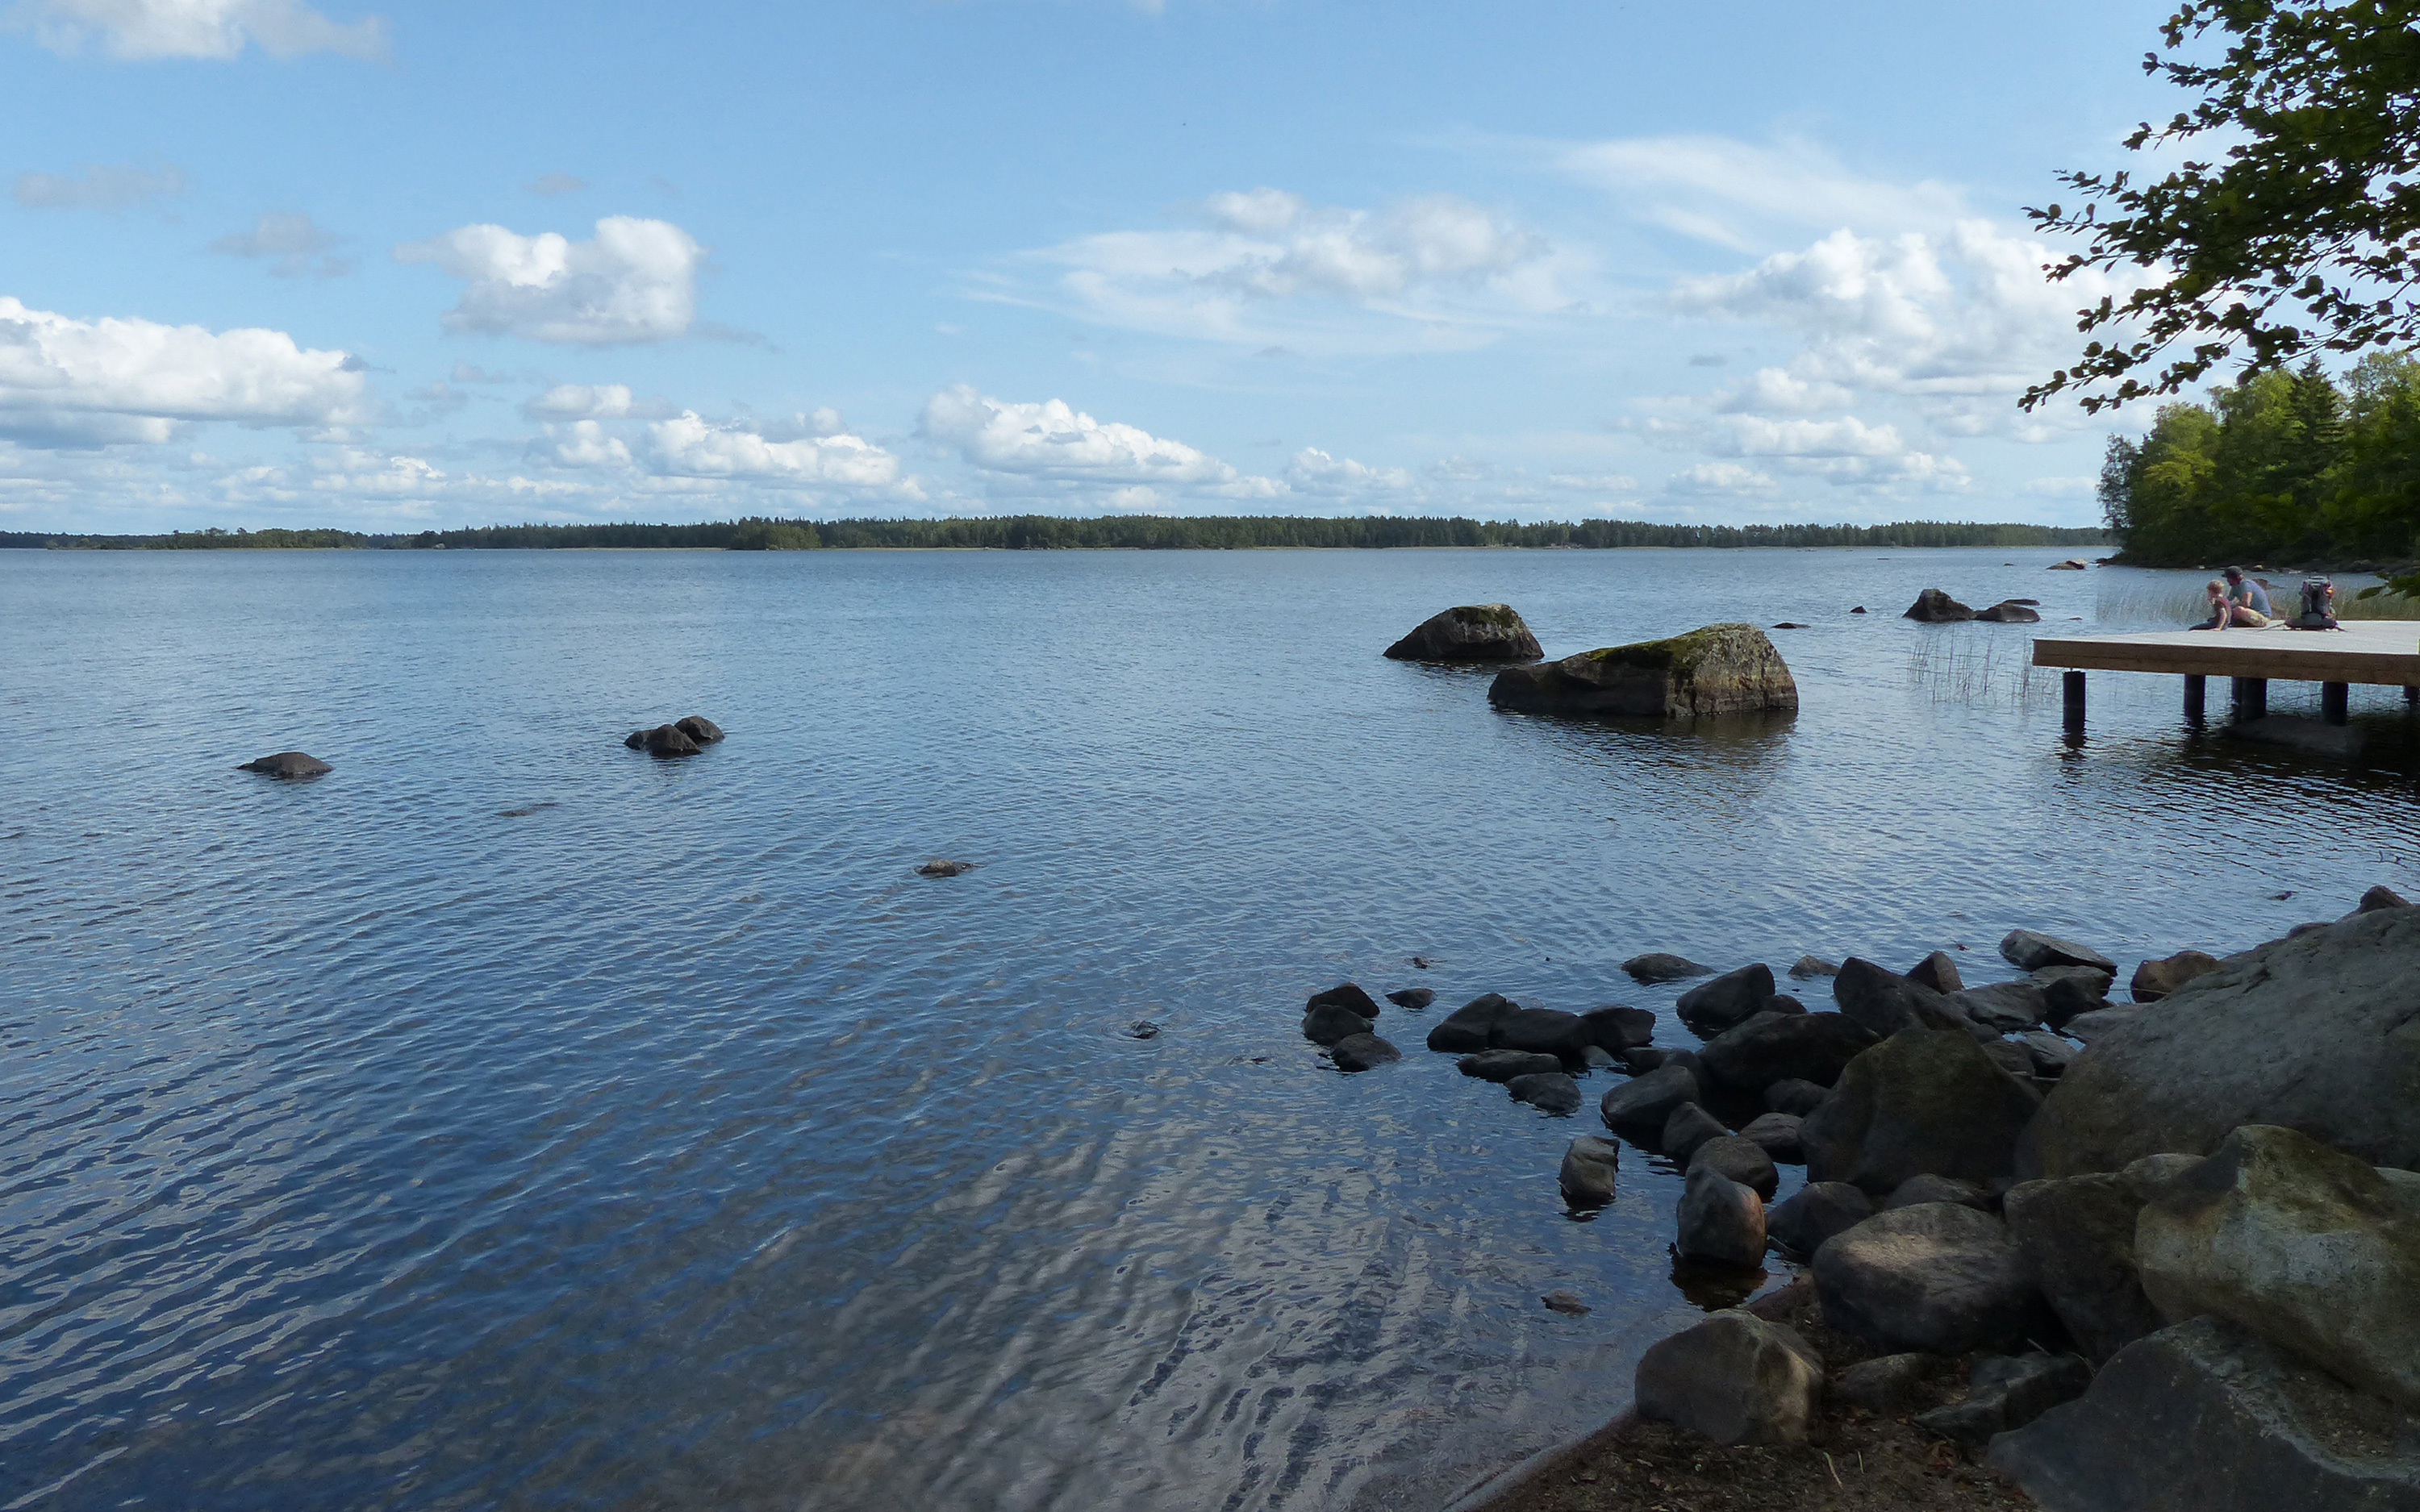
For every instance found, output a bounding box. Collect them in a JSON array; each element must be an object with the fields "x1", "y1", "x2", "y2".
[{"x1": 2032, "y1": 623, "x2": 2420, "y2": 686}]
